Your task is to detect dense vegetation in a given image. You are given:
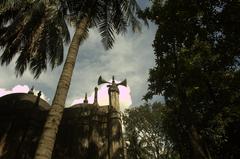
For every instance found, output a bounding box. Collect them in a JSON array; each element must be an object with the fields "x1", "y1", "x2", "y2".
[
  {"x1": 124, "y1": 103, "x2": 178, "y2": 159},
  {"x1": 124, "y1": 0, "x2": 240, "y2": 159}
]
